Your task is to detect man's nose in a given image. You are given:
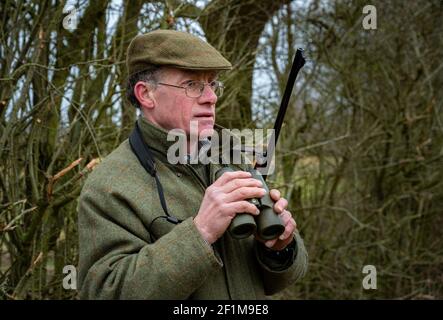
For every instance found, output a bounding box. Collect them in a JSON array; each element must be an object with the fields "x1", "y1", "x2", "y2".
[{"x1": 198, "y1": 84, "x2": 218, "y2": 105}]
